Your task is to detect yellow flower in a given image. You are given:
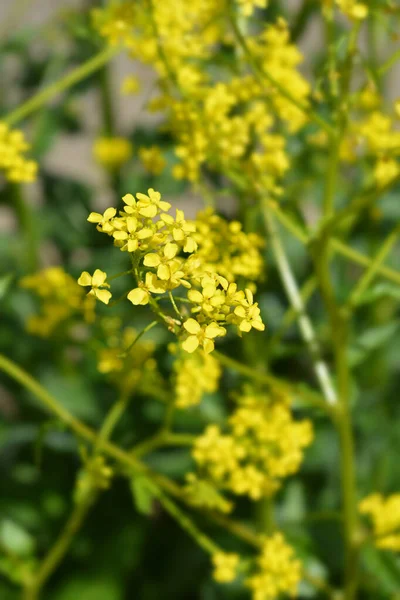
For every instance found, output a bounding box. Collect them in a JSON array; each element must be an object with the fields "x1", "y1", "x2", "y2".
[
  {"x1": 246, "y1": 533, "x2": 302, "y2": 599},
  {"x1": 78, "y1": 269, "x2": 112, "y2": 304},
  {"x1": 0, "y1": 122, "x2": 38, "y2": 183},
  {"x1": 212, "y1": 552, "x2": 240, "y2": 583},
  {"x1": 112, "y1": 216, "x2": 154, "y2": 252},
  {"x1": 138, "y1": 145, "x2": 166, "y2": 175},
  {"x1": 236, "y1": 0, "x2": 268, "y2": 17},
  {"x1": 232, "y1": 289, "x2": 265, "y2": 333},
  {"x1": 121, "y1": 75, "x2": 140, "y2": 95},
  {"x1": 127, "y1": 272, "x2": 166, "y2": 305},
  {"x1": 93, "y1": 136, "x2": 133, "y2": 169},
  {"x1": 136, "y1": 188, "x2": 171, "y2": 218},
  {"x1": 182, "y1": 318, "x2": 226, "y2": 354},
  {"x1": 336, "y1": 0, "x2": 368, "y2": 19},
  {"x1": 143, "y1": 242, "x2": 180, "y2": 280},
  {"x1": 87, "y1": 207, "x2": 117, "y2": 233},
  {"x1": 359, "y1": 493, "x2": 400, "y2": 551}
]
